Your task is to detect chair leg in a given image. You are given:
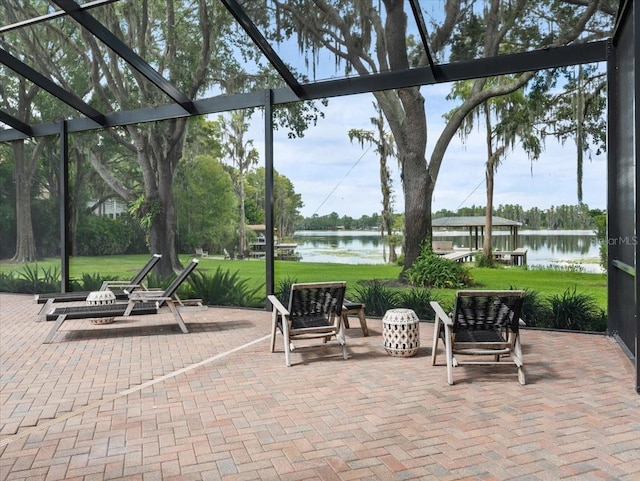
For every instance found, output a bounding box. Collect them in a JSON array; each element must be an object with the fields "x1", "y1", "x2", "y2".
[
  {"x1": 518, "y1": 367, "x2": 526, "y2": 385},
  {"x1": 270, "y1": 310, "x2": 278, "y2": 353},
  {"x1": 337, "y1": 320, "x2": 348, "y2": 360},
  {"x1": 357, "y1": 308, "x2": 369, "y2": 337},
  {"x1": 282, "y1": 323, "x2": 291, "y2": 367},
  {"x1": 444, "y1": 324, "x2": 454, "y2": 385},
  {"x1": 342, "y1": 307, "x2": 368, "y2": 336},
  {"x1": 513, "y1": 334, "x2": 526, "y2": 385},
  {"x1": 431, "y1": 316, "x2": 442, "y2": 366},
  {"x1": 43, "y1": 314, "x2": 67, "y2": 344},
  {"x1": 37, "y1": 298, "x2": 54, "y2": 322},
  {"x1": 168, "y1": 302, "x2": 189, "y2": 333}
]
